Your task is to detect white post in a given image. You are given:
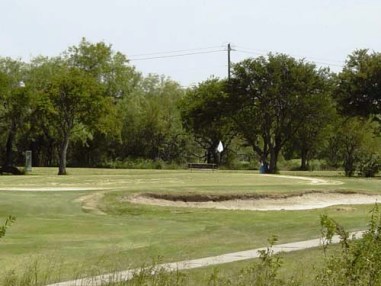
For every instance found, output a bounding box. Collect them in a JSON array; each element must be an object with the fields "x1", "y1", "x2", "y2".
[{"x1": 25, "y1": 150, "x2": 32, "y2": 173}]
